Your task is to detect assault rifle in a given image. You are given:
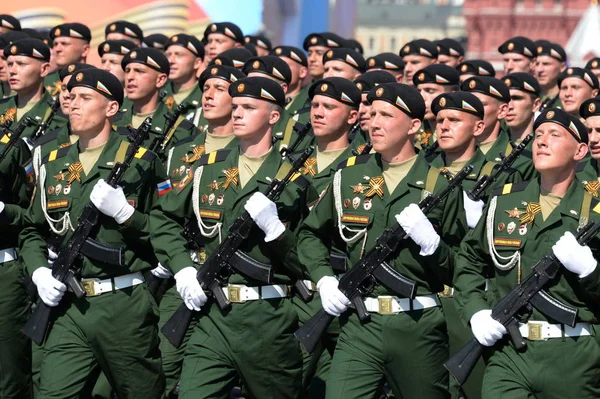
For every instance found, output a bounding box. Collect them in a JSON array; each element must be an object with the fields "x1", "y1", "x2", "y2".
[
  {"x1": 27, "y1": 98, "x2": 61, "y2": 146},
  {"x1": 0, "y1": 118, "x2": 34, "y2": 164},
  {"x1": 148, "y1": 103, "x2": 189, "y2": 157}
]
